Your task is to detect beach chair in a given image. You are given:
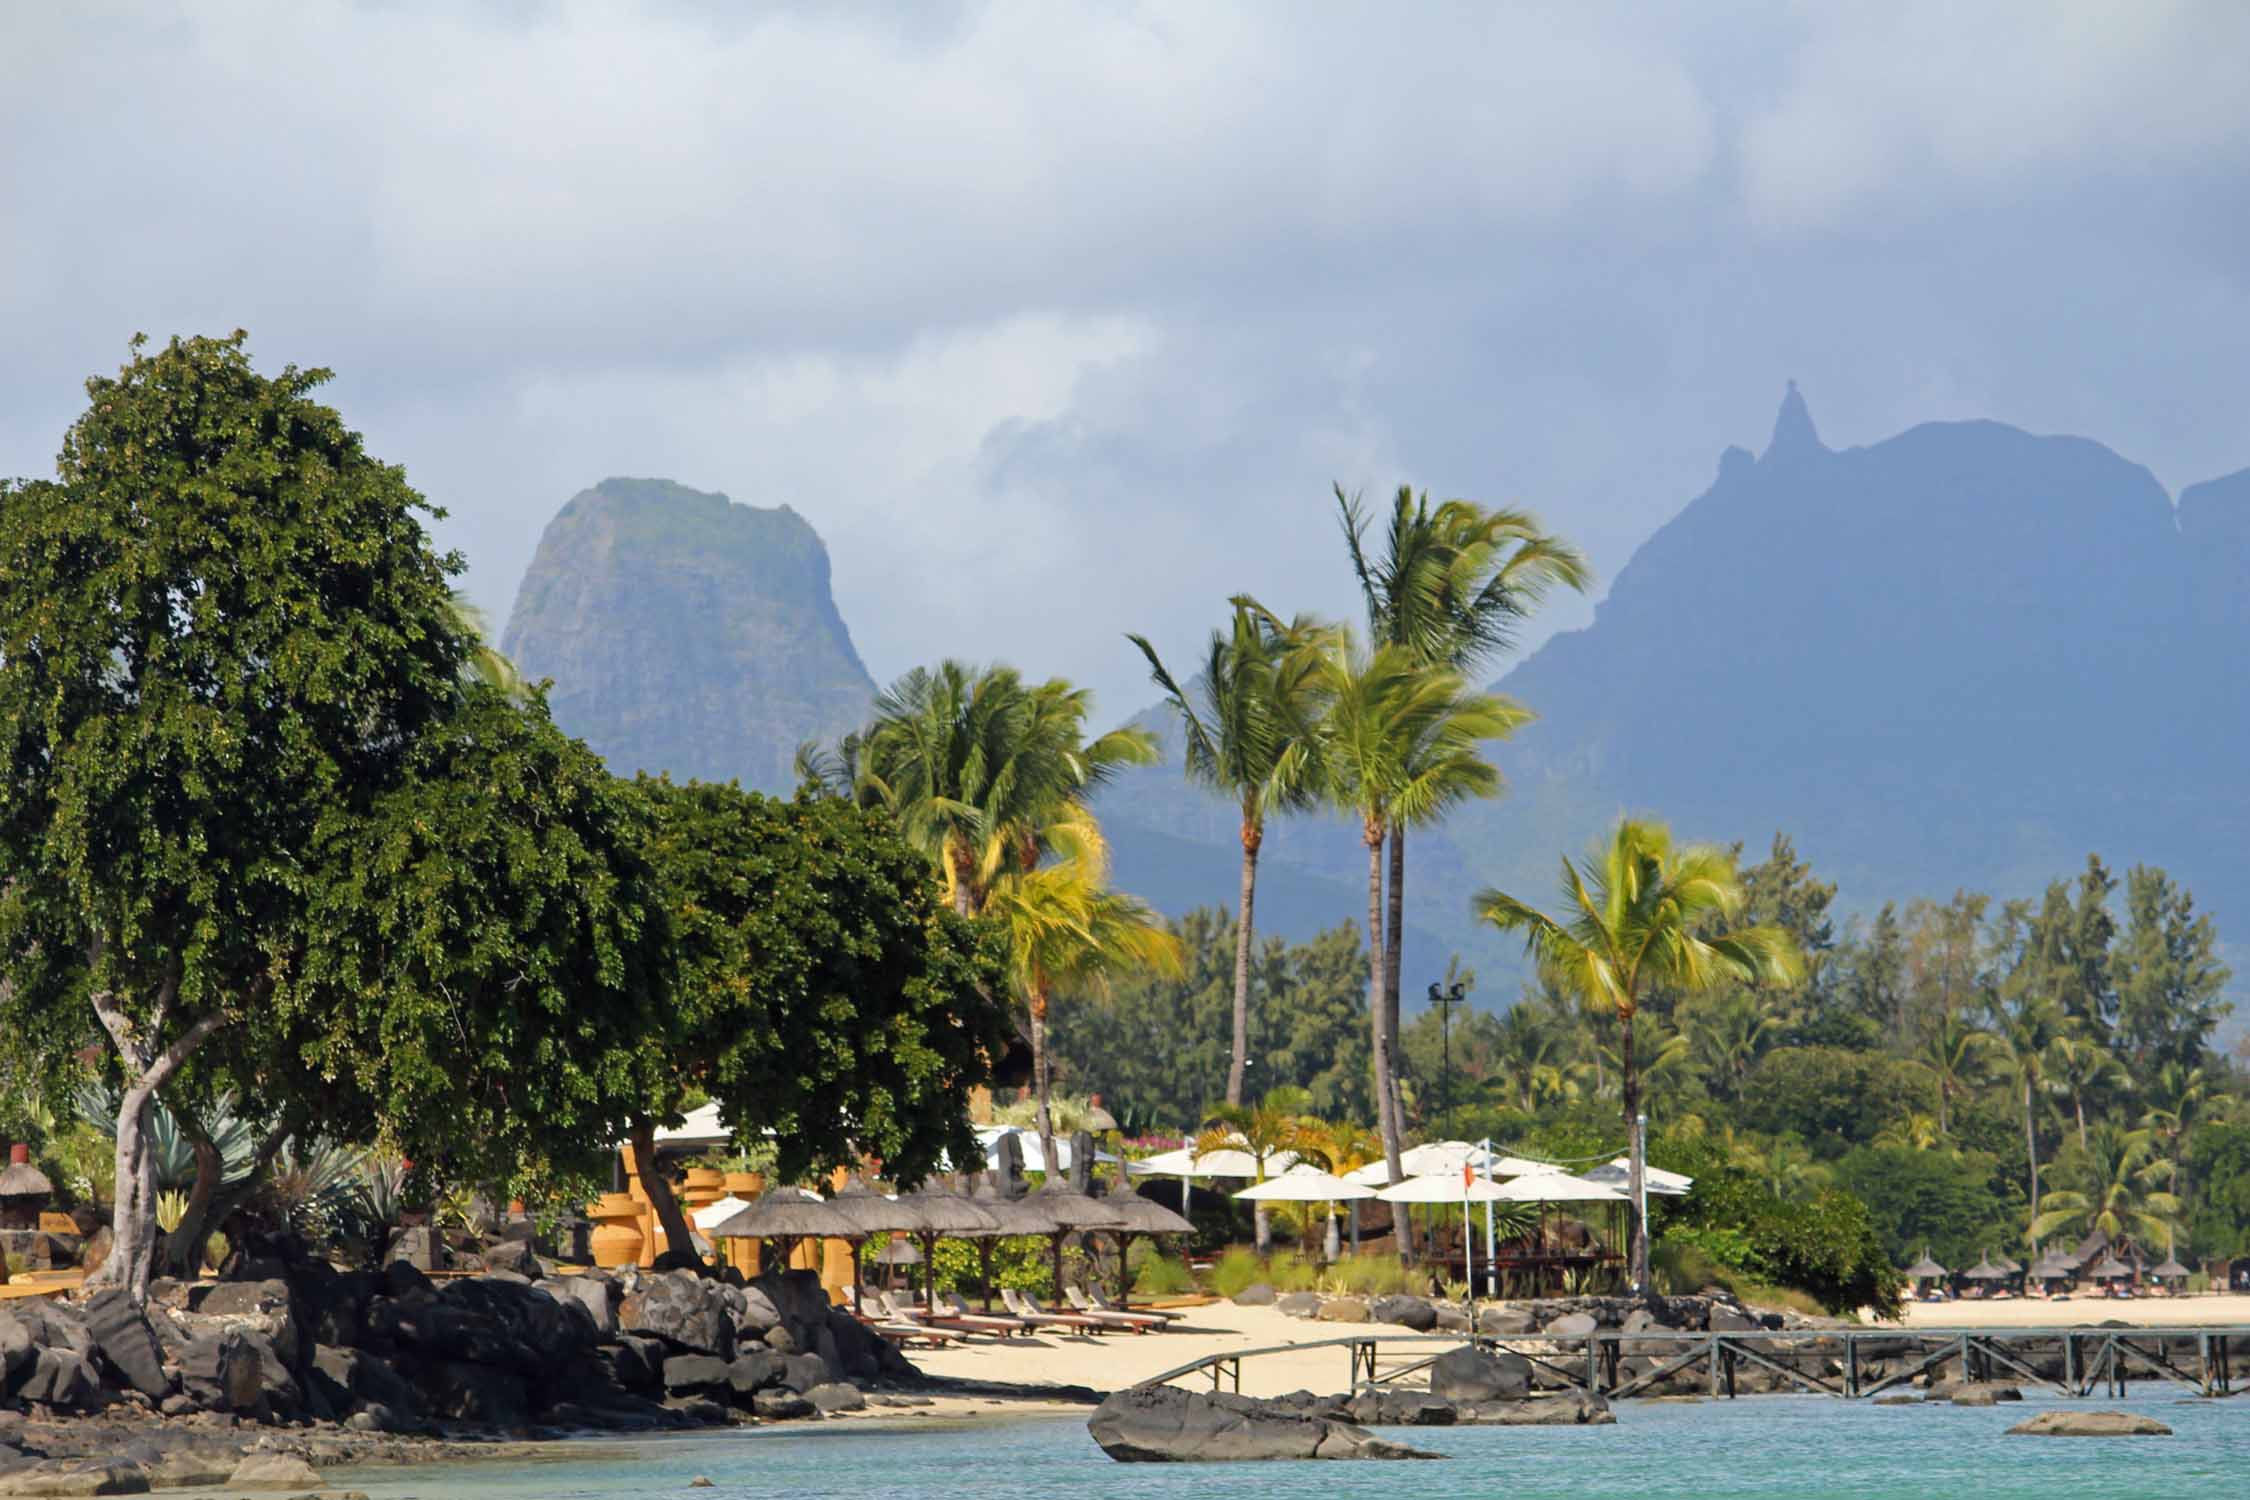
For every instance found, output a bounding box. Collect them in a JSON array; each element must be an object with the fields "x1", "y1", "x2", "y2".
[
  {"x1": 1066, "y1": 1286, "x2": 1169, "y2": 1329},
  {"x1": 1001, "y1": 1286, "x2": 1108, "y2": 1332},
  {"x1": 940, "y1": 1291, "x2": 1034, "y2": 1336},
  {"x1": 1088, "y1": 1287, "x2": 1185, "y2": 1323},
  {"x1": 1022, "y1": 1288, "x2": 1146, "y2": 1333},
  {"x1": 865, "y1": 1316, "x2": 967, "y2": 1349}
]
